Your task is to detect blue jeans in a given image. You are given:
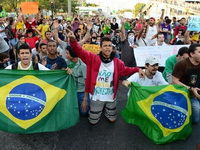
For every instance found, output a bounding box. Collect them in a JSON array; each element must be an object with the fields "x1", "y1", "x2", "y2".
[
  {"x1": 77, "y1": 92, "x2": 90, "y2": 116},
  {"x1": 191, "y1": 97, "x2": 200, "y2": 123}
]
